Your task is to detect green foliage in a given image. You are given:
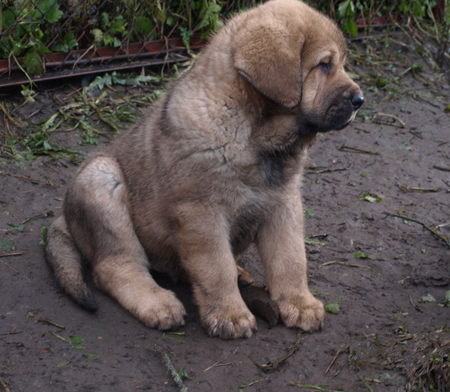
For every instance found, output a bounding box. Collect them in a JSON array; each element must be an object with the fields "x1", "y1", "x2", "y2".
[
  {"x1": 85, "y1": 71, "x2": 165, "y2": 94},
  {"x1": 324, "y1": 302, "x2": 340, "y2": 314},
  {"x1": 34, "y1": 0, "x2": 64, "y2": 23},
  {"x1": 21, "y1": 84, "x2": 37, "y2": 103},
  {"x1": 180, "y1": 27, "x2": 194, "y2": 50},
  {"x1": 353, "y1": 250, "x2": 372, "y2": 259},
  {"x1": 338, "y1": 0, "x2": 358, "y2": 37},
  {"x1": 135, "y1": 16, "x2": 157, "y2": 39},
  {"x1": 23, "y1": 47, "x2": 43, "y2": 76},
  {"x1": 39, "y1": 227, "x2": 47, "y2": 245},
  {"x1": 1, "y1": 237, "x2": 16, "y2": 252},
  {"x1": 56, "y1": 32, "x2": 78, "y2": 53},
  {"x1": 1, "y1": 0, "x2": 447, "y2": 77},
  {"x1": 361, "y1": 193, "x2": 382, "y2": 203}
]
